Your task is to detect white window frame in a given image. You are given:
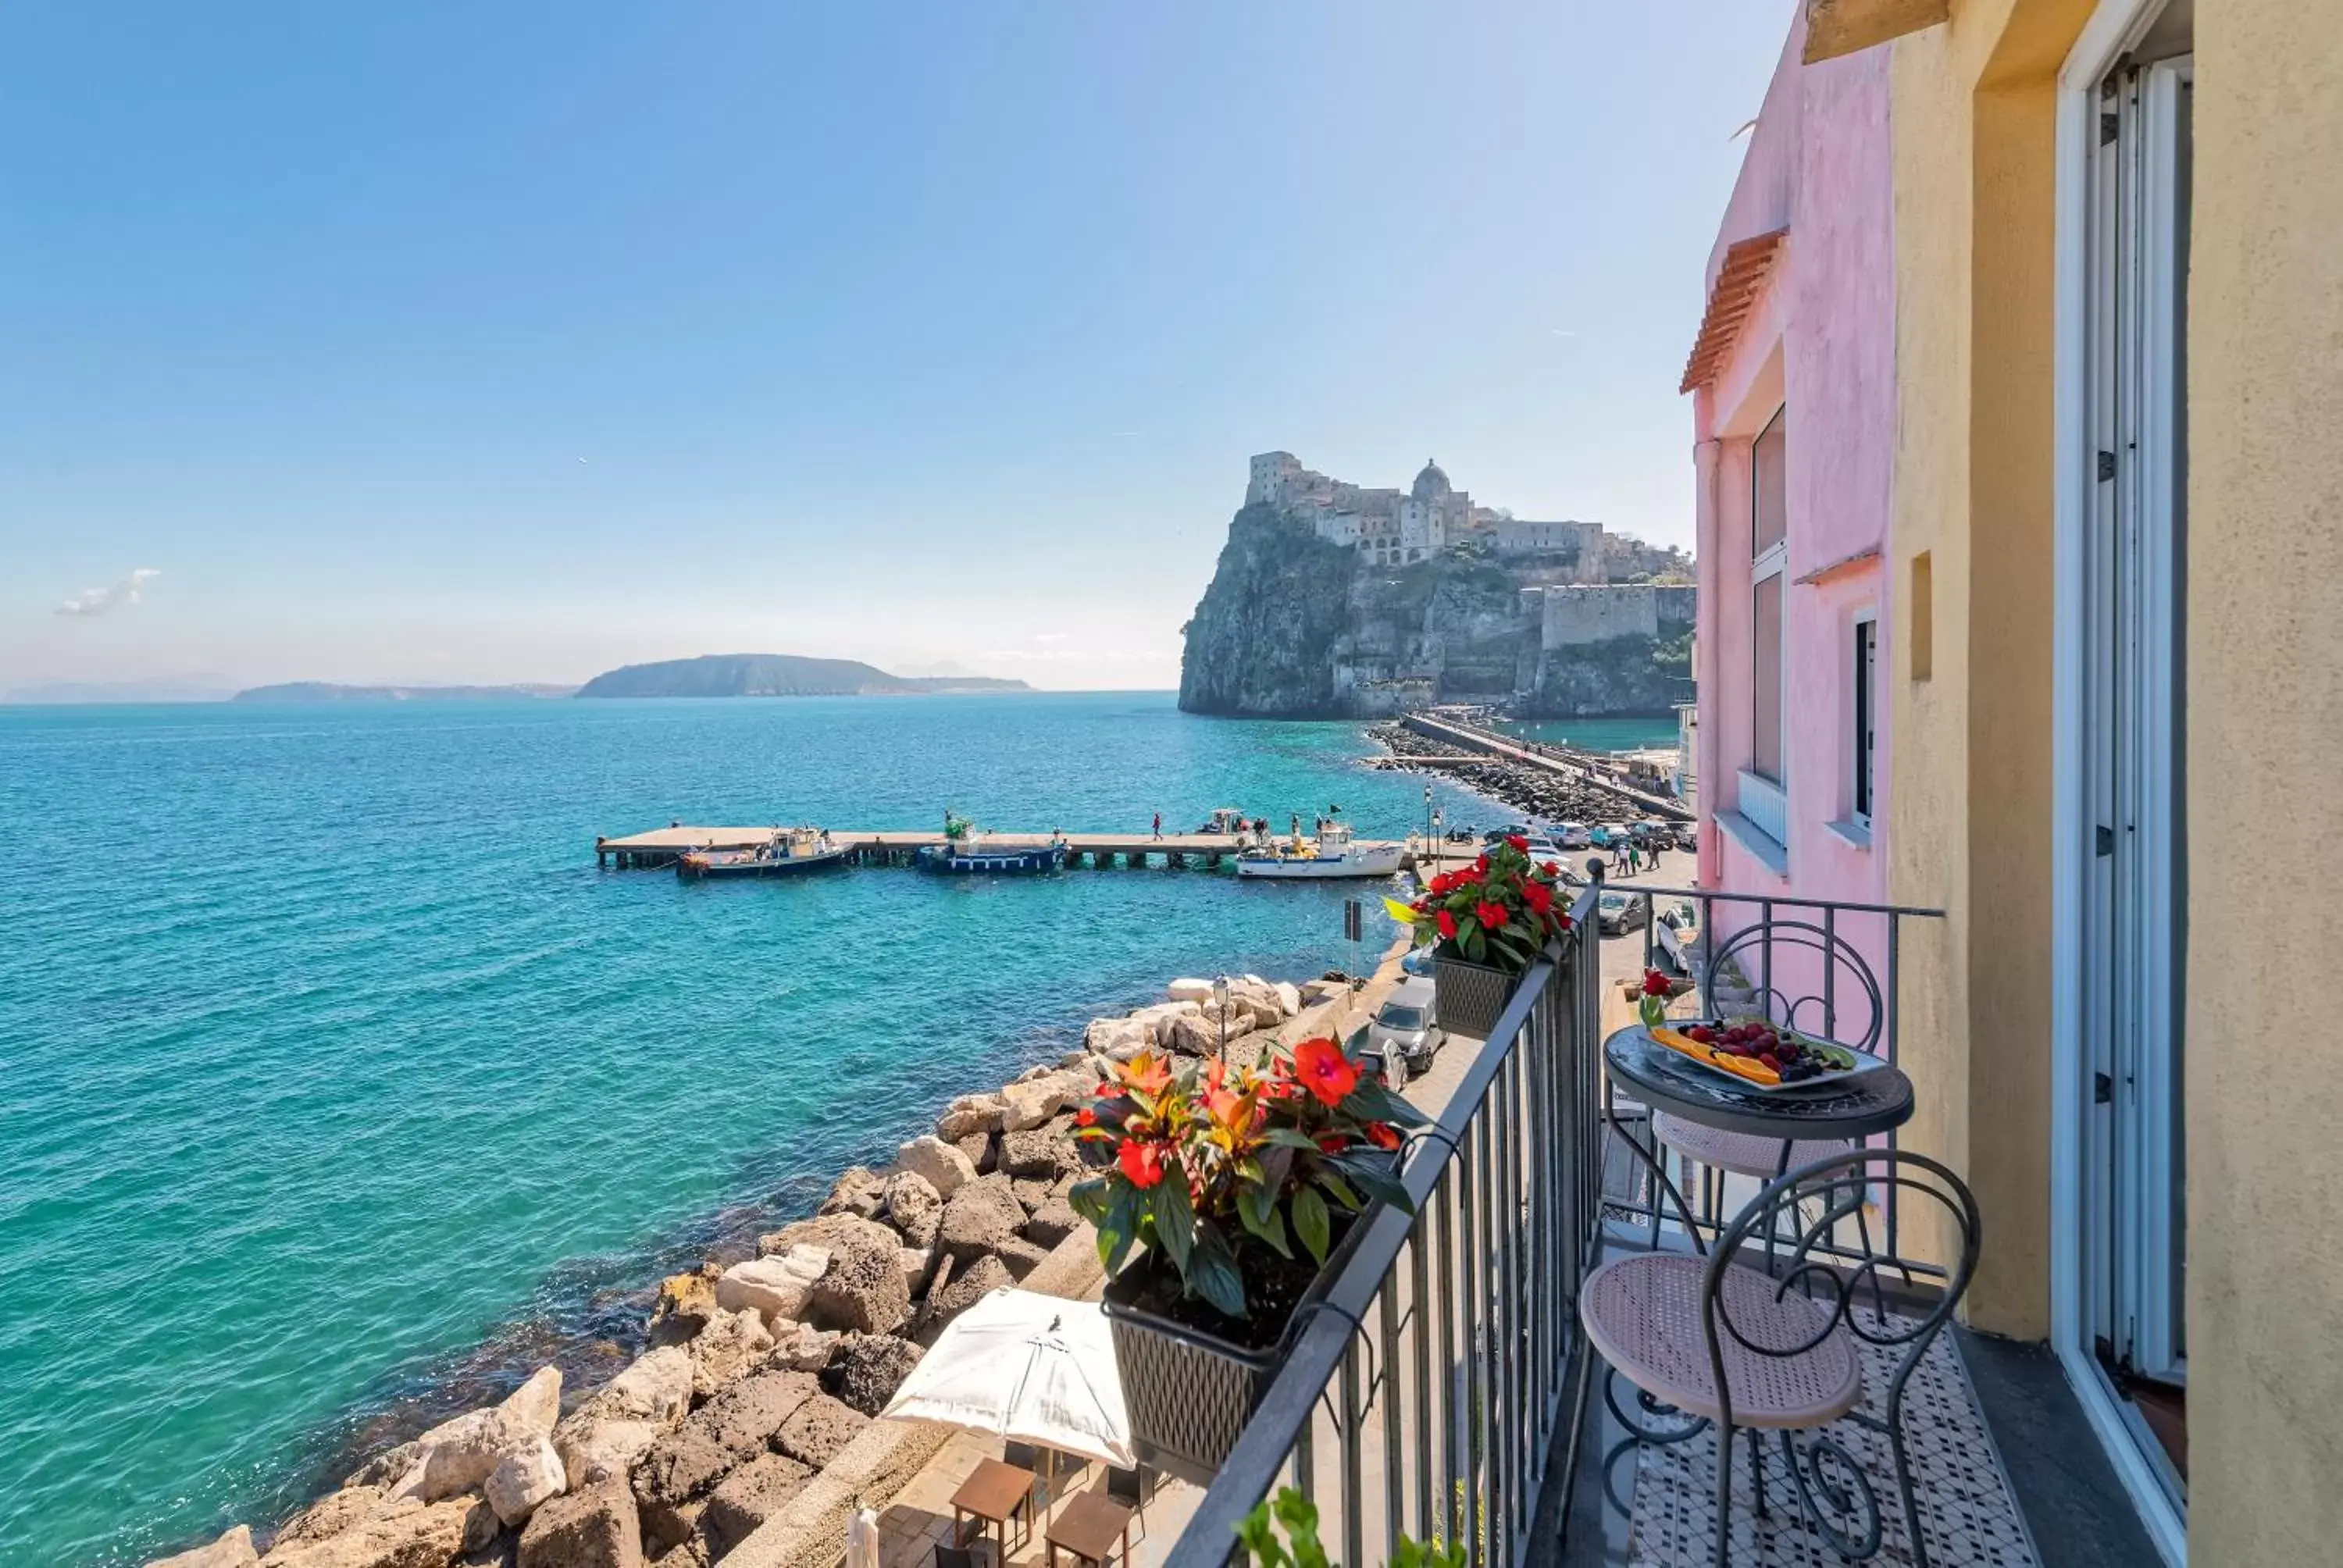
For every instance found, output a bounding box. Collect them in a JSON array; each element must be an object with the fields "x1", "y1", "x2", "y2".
[
  {"x1": 1750, "y1": 406, "x2": 1789, "y2": 795},
  {"x1": 2051, "y1": 1, "x2": 2192, "y2": 1559}
]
